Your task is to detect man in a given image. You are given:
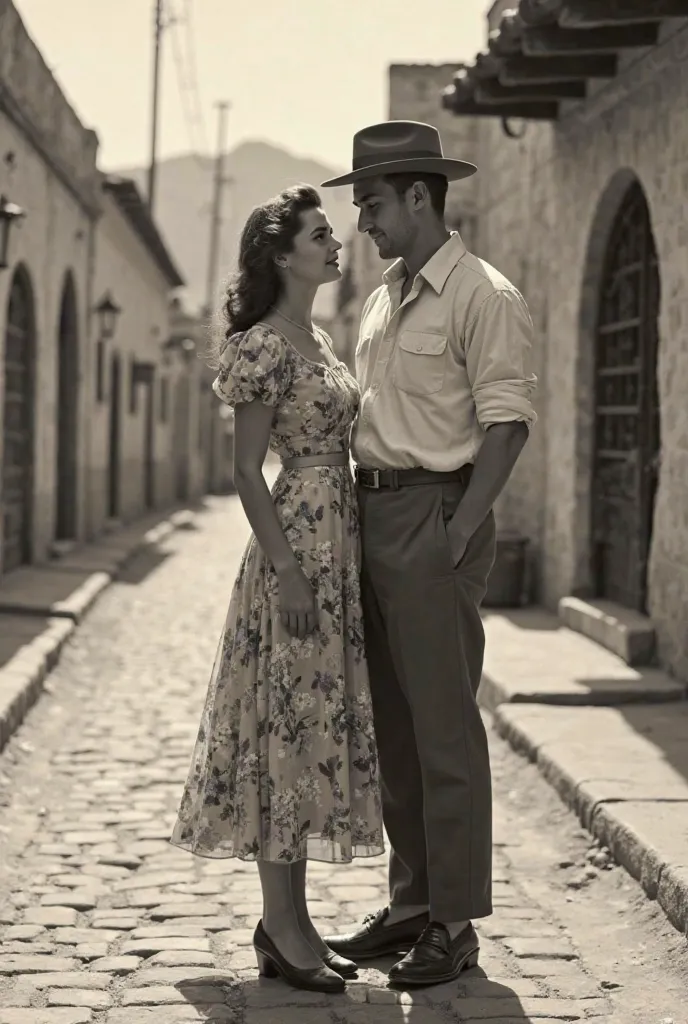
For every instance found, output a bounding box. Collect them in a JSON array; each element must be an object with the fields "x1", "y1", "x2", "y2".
[{"x1": 319, "y1": 121, "x2": 537, "y2": 988}]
